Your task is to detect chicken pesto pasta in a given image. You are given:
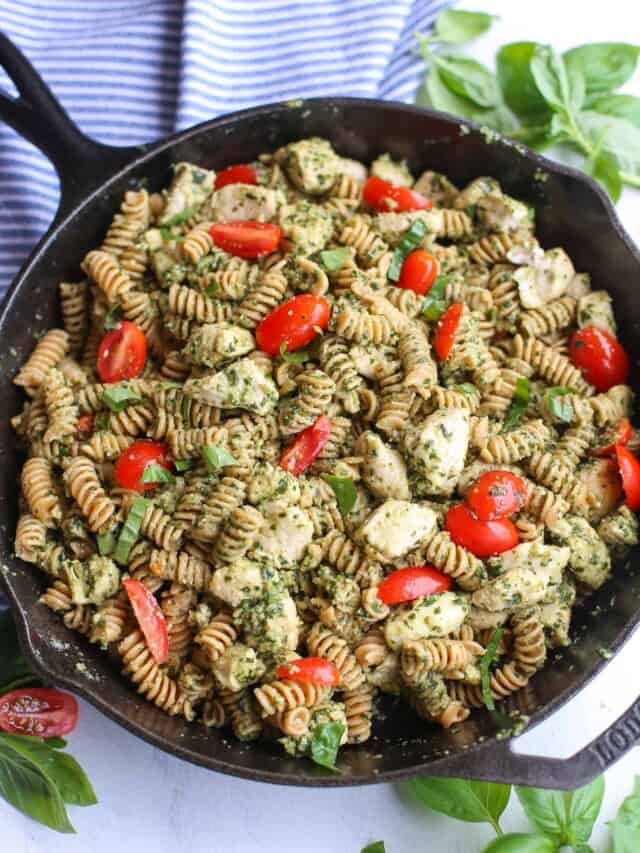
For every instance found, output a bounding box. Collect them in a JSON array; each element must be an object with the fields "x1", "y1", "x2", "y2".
[{"x1": 12, "y1": 137, "x2": 640, "y2": 765}]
